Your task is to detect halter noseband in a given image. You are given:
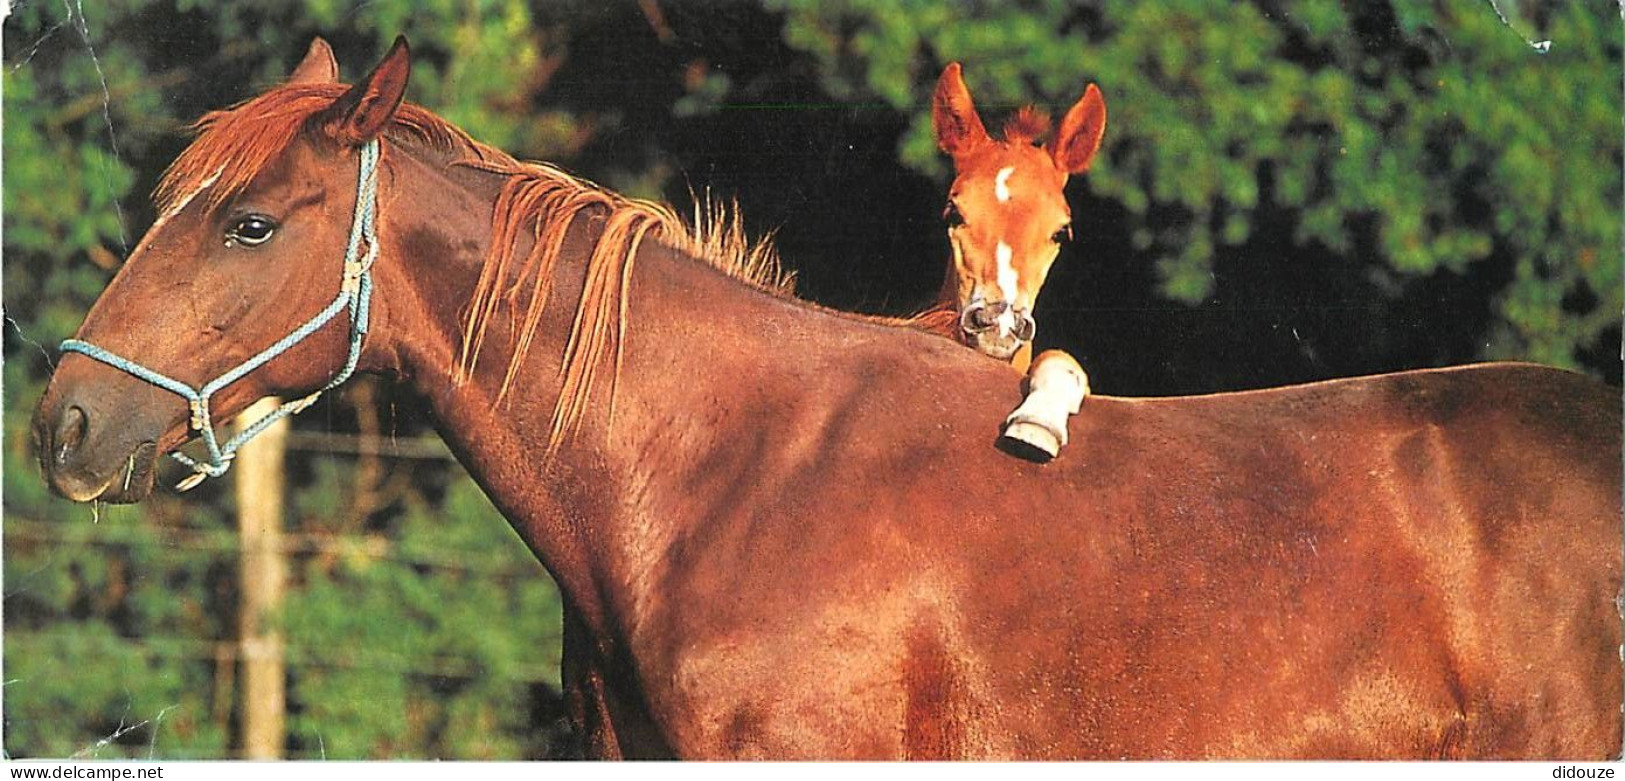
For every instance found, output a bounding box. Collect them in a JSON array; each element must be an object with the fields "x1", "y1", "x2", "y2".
[{"x1": 59, "y1": 139, "x2": 382, "y2": 492}]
